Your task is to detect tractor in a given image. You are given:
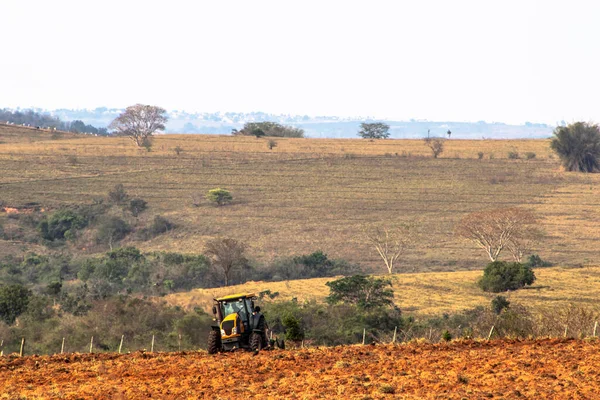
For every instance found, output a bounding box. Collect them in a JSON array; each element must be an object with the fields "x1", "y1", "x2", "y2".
[{"x1": 207, "y1": 292, "x2": 269, "y2": 354}]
